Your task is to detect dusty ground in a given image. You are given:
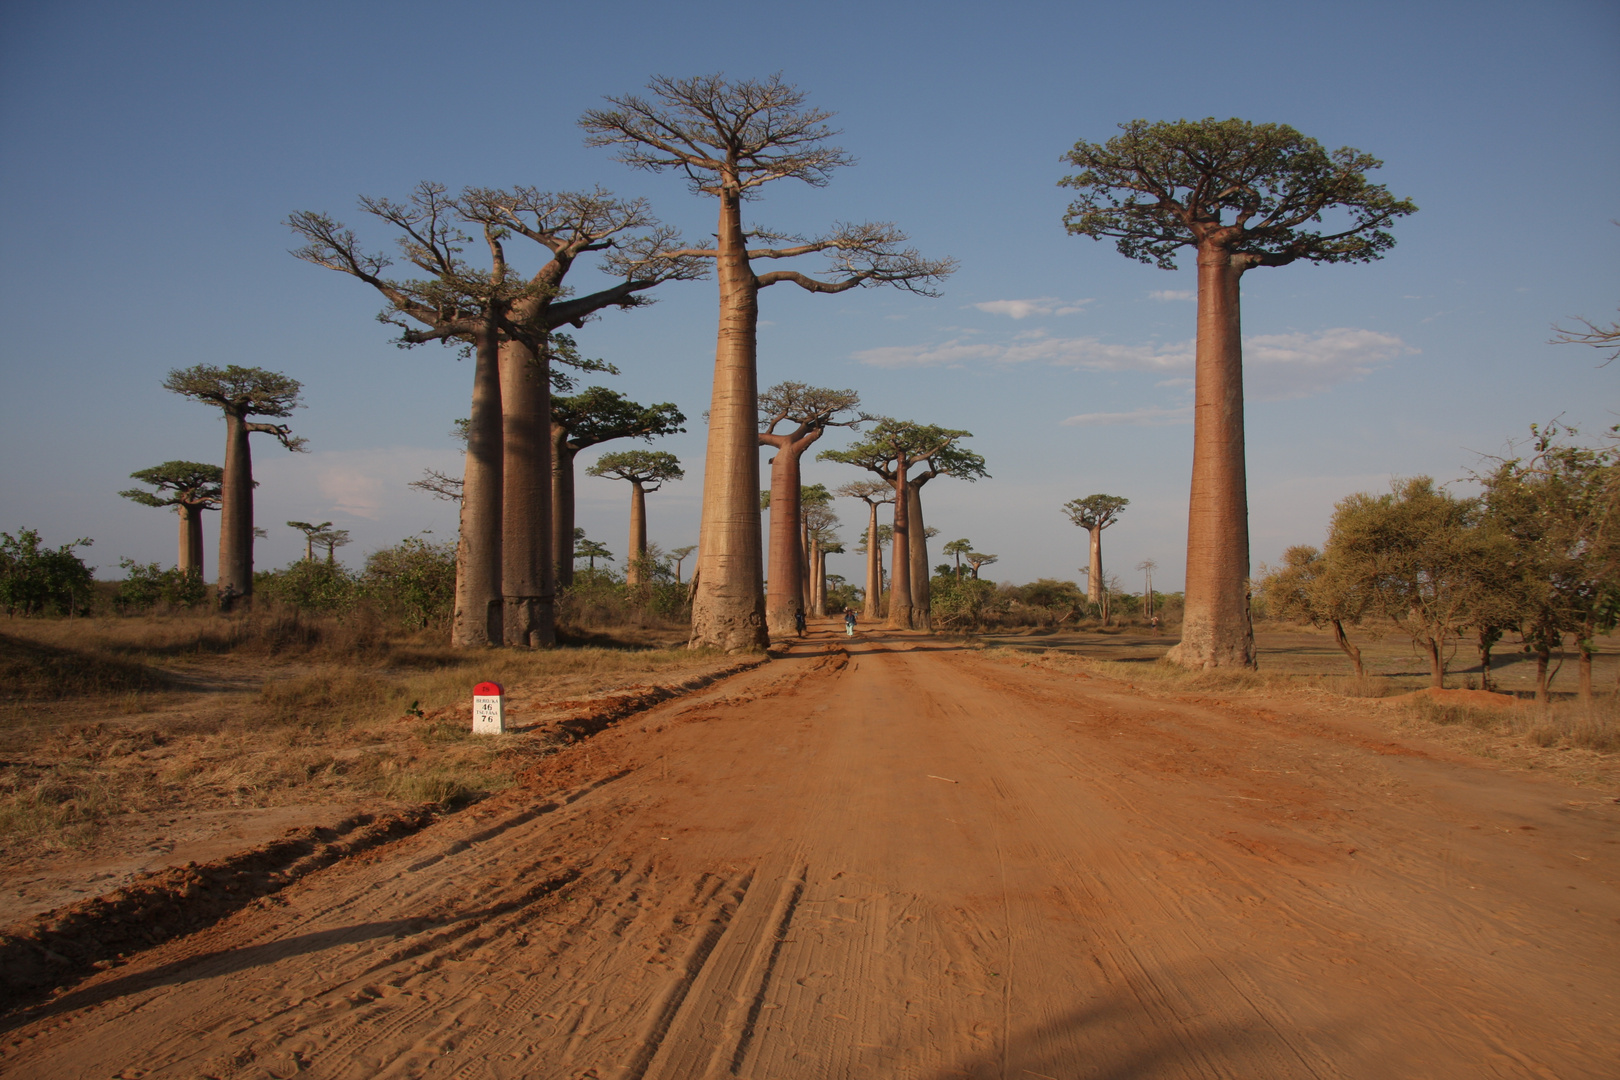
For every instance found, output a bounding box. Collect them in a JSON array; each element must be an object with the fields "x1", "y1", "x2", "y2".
[{"x1": 2, "y1": 622, "x2": 1615, "y2": 1078}]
